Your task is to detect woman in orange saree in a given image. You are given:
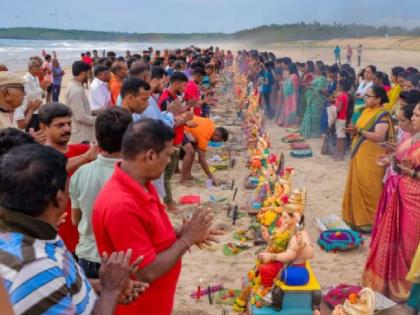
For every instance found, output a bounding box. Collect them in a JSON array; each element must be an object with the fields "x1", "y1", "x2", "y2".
[
  {"x1": 363, "y1": 103, "x2": 420, "y2": 302},
  {"x1": 342, "y1": 86, "x2": 395, "y2": 233}
]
